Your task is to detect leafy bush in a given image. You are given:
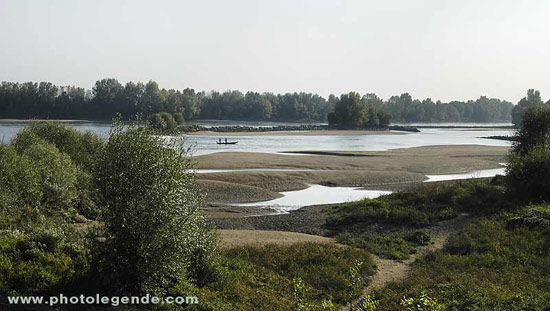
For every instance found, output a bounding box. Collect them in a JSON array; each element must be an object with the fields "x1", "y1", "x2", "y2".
[
  {"x1": 512, "y1": 104, "x2": 550, "y2": 155},
  {"x1": 7, "y1": 122, "x2": 104, "y2": 217},
  {"x1": 149, "y1": 112, "x2": 177, "y2": 132},
  {"x1": 21, "y1": 142, "x2": 79, "y2": 209},
  {"x1": 507, "y1": 204, "x2": 550, "y2": 232},
  {"x1": 93, "y1": 122, "x2": 217, "y2": 294},
  {"x1": 1, "y1": 139, "x2": 80, "y2": 211},
  {"x1": 506, "y1": 147, "x2": 550, "y2": 202},
  {"x1": 149, "y1": 113, "x2": 167, "y2": 131},
  {"x1": 173, "y1": 112, "x2": 185, "y2": 124},
  {"x1": 12, "y1": 121, "x2": 104, "y2": 172},
  {"x1": 507, "y1": 104, "x2": 550, "y2": 202},
  {"x1": 0, "y1": 144, "x2": 41, "y2": 206},
  {"x1": 401, "y1": 292, "x2": 446, "y2": 311},
  {"x1": 0, "y1": 225, "x2": 89, "y2": 295}
]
